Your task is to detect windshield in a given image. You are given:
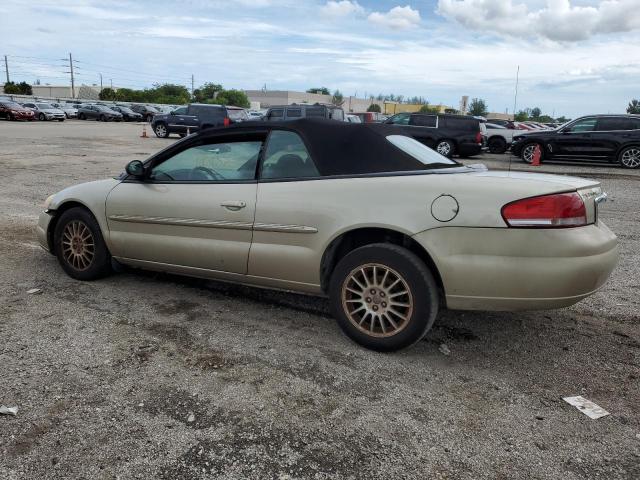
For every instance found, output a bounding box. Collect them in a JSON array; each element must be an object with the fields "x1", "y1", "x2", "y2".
[
  {"x1": 37, "y1": 103, "x2": 54, "y2": 109},
  {"x1": 119, "y1": 106, "x2": 133, "y2": 113},
  {"x1": 386, "y1": 135, "x2": 458, "y2": 167},
  {"x1": 146, "y1": 106, "x2": 159, "y2": 113},
  {"x1": 2, "y1": 102, "x2": 23, "y2": 108},
  {"x1": 97, "y1": 105, "x2": 114, "y2": 111}
]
